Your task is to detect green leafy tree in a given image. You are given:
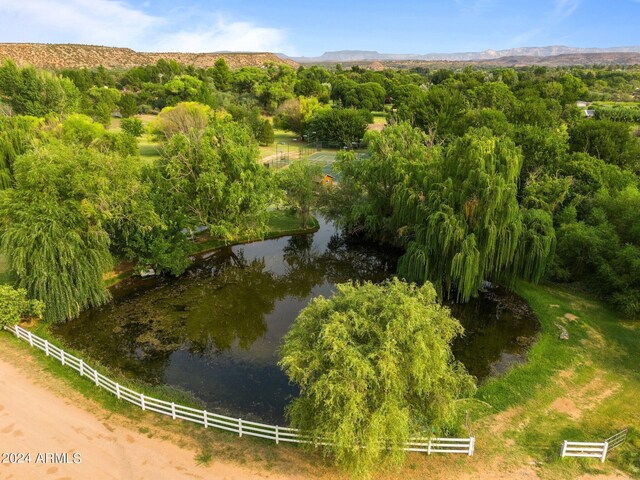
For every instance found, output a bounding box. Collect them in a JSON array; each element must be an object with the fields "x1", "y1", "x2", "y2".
[
  {"x1": 569, "y1": 119, "x2": 639, "y2": 170},
  {"x1": 279, "y1": 278, "x2": 475, "y2": 477},
  {"x1": 0, "y1": 60, "x2": 80, "y2": 116},
  {"x1": 154, "y1": 101, "x2": 212, "y2": 138},
  {"x1": 256, "y1": 119, "x2": 274, "y2": 146},
  {"x1": 278, "y1": 159, "x2": 323, "y2": 228},
  {"x1": 274, "y1": 96, "x2": 329, "y2": 134},
  {"x1": 308, "y1": 108, "x2": 371, "y2": 146},
  {"x1": 119, "y1": 92, "x2": 138, "y2": 117},
  {"x1": 210, "y1": 58, "x2": 231, "y2": 91},
  {"x1": 0, "y1": 142, "x2": 160, "y2": 321},
  {"x1": 328, "y1": 123, "x2": 433, "y2": 243},
  {"x1": 554, "y1": 186, "x2": 640, "y2": 316},
  {"x1": 0, "y1": 116, "x2": 39, "y2": 189},
  {"x1": 394, "y1": 128, "x2": 555, "y2": 301},
  {"x1": 159, "y1": 119, "x2": 274, "y2": 238},
  {"x1": 83, "y1": 86, "x2": 121, "y2": 126},
  {"x1": 0, "y1": 285, "x2": 45, "y2": 328},
  {"x1": 0, "y1": 190, "x2": 112, "y2": 323},
  {"x1": 120, "y1": 117, "x2": 144, "y2": 137}
]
